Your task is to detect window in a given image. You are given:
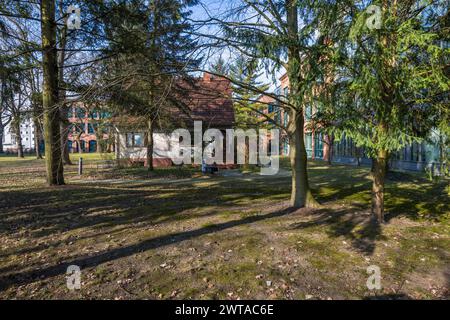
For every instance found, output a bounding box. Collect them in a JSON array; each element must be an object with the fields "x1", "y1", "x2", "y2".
[
  {"x1": 275, "y1": 106, "x2": 281, "y2": 124},
  {"x1": 314, "y1": 133, "x2": 323, "y2": 159},
  {"x1": 275, "y1": 87, "x2": 281, "y2": 96},
  {"x1": 126, "y1": 133, "x2": 144, "y2": 147},
  {"x1": 91, "y1": 110, "x2": 99, "y2": 119},
  {"x1": 87, "y1": 123, "x2": 97, "y2": 134},
  {"x1": 76, "y1": 108, "x2": 85, "y2": 118},
  {"x1": 305, "y1": 132, "x2": 313, "y2": 158},
  {"x1": 268, "y1": 104, "x2": 274, "y2": 113},
  {"x1": 283, "y1": 111, "x2": 289, "y2": 127},
  {"x1": 283, "y1": 138, "x2": 289, "y2": 156},
  {"x1": 305, "y1": 105, "x2": 312, "y2": 121},
  {"x1": 283, "y1": 87, "x2": 289, "y2": 98},
  {"x1": 100, "y1": 111, "x2": 111, "y2": 118}
]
